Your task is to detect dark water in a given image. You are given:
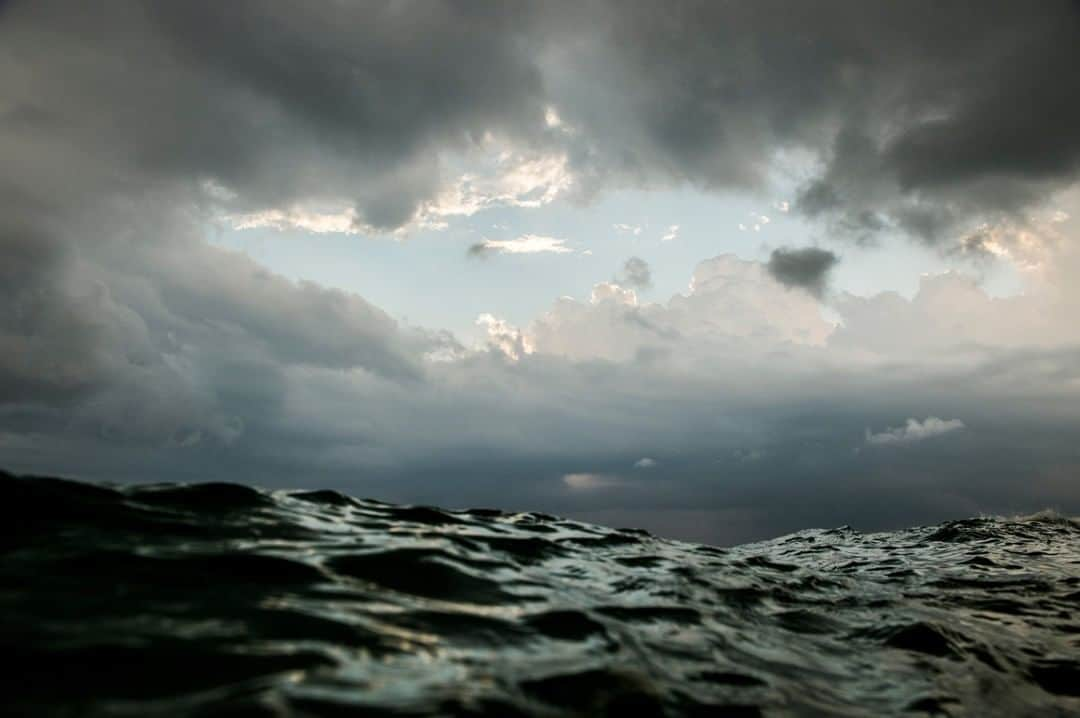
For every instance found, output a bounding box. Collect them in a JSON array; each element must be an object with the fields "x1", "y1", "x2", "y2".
[{"x1": 3, "y1": 471, "x2": 1079, "y2": 717}]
